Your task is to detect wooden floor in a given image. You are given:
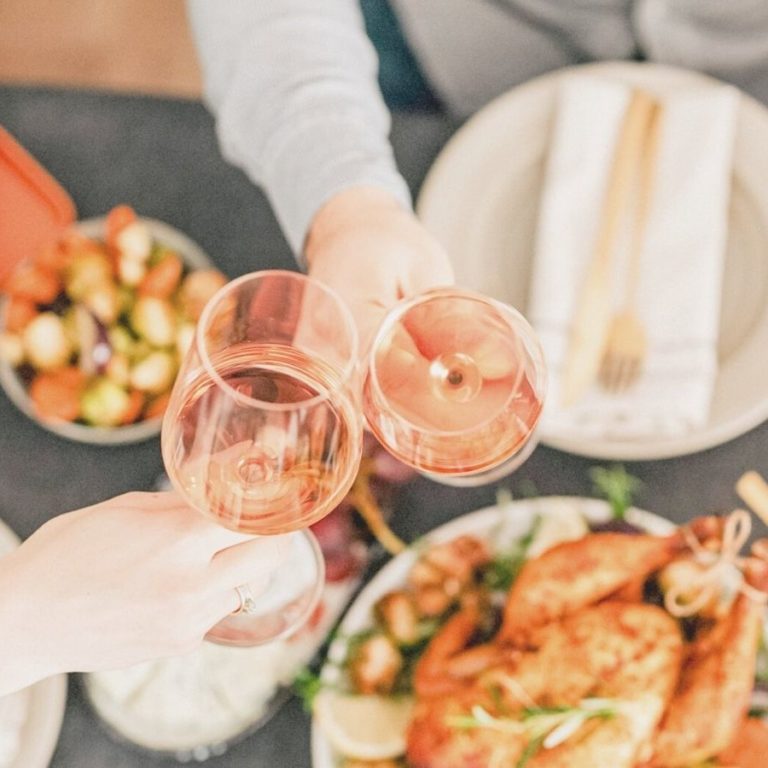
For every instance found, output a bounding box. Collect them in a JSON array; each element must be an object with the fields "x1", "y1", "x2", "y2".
[{"x1": 0, "y1": 0, "x2": 202, "y2": 97}]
